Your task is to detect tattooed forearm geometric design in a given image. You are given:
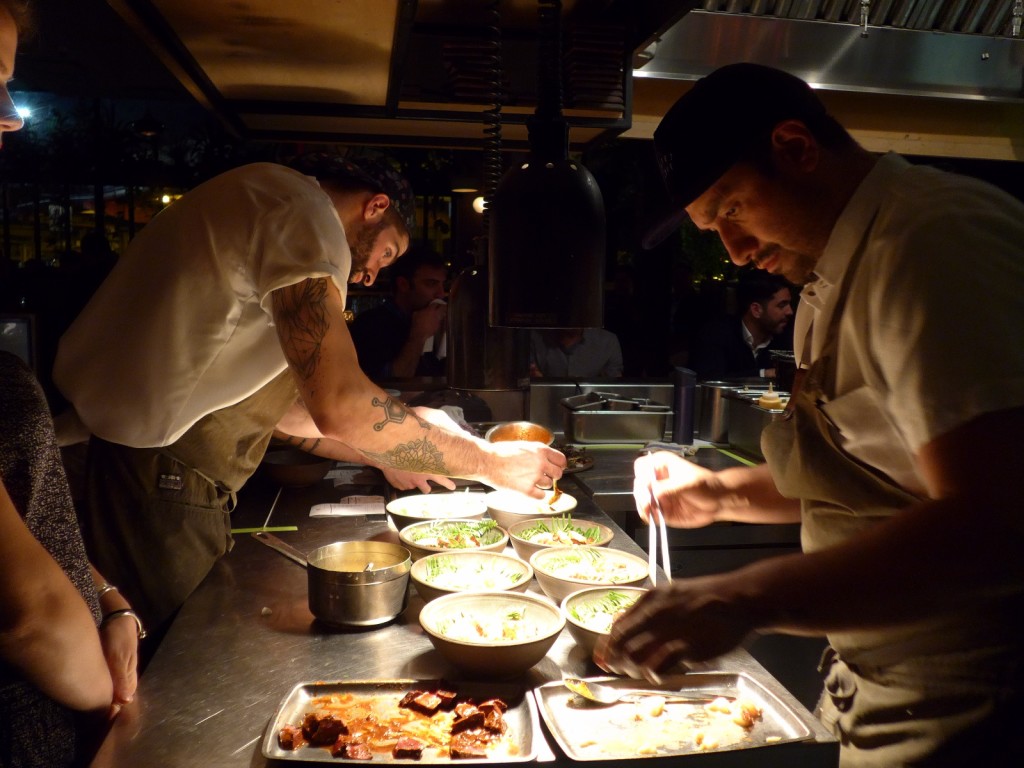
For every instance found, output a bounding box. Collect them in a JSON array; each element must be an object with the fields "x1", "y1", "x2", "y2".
[
  {"x1": 361, "y1": 439, "x2": 449, "y2": 474},
  {"x1": 372, "y1": 396, "x2": 409, "y2": 431},
  {"x1": 272, "y1": 279, "x2": 330, "y2": 382}
]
